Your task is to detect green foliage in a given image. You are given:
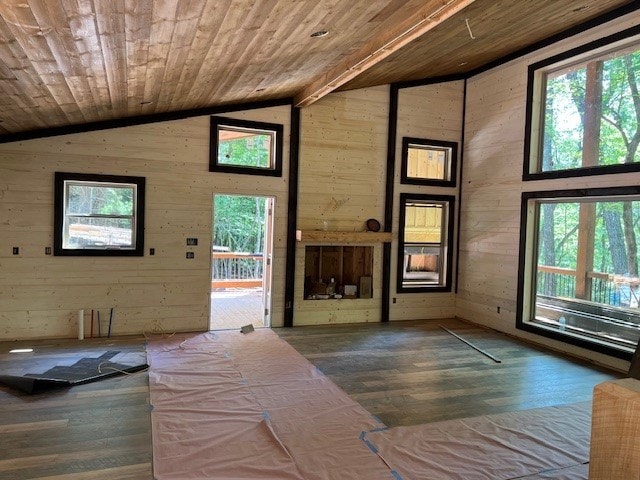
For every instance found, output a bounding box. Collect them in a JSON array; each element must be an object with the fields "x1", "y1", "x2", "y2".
[
  {"x1": 539, "y1": 199, "x2": 640, "y2": 275},
  {"x1": 542, "y1": 49, "x2": 640, "y2": 171},
  {"x1": 213, "y1": 195, "x2": 266, "y2": 253},
  {"x1": 218, "y1": 133, "x2": 271, "y2": 168},
  {"x1": 68, "y1": 184, "x2": 133, "y2": 216},
  {"x1": 537, "y1": 44, "x2": 640, "y2": 295}
]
